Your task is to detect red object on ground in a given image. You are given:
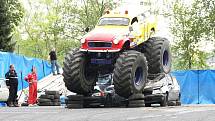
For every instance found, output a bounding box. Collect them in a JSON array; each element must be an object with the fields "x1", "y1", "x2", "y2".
[{"x1": 25, "y1": 73, "x2": 38, "y2": 105}]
